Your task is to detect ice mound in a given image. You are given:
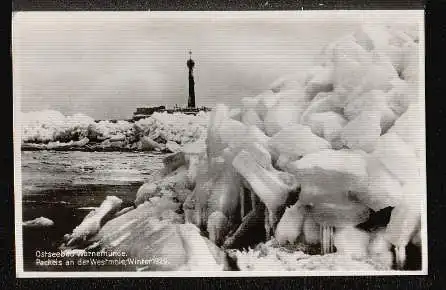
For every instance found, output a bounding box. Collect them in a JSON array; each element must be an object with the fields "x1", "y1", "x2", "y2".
[
  {"x1": 137, "y1": 111, "x2": 209, "y2": 145},
  {"x1": 63, "y1": 196, "x2": 228, "y2": 271},
  {"x1": 288, "y1": 149, "x2": 369, "y2": 201},
  {"x1": 201, "y1": 24, "x2": 422, "y2": 269},
  {"x1": 343, "y1": 90, "x2": 398, "y2": 134},
  {"x1": 340, "y1": 110, "x2": 381, "y2": 152},
  {"x1": 21, "y1": 110, "x2": 94, "y2": 143},
  {"x1": 334, "y1": 226, "x2": 370, "y2": 259},
  {"x1": 372, "y1": 132, "x2": 419, "y2": 185},
  {"x1": 303, "y1": 111, "x2": 347, "y2": 148},
  {"x1": 388, "y1": 102, "x2": 424, "y2": 157},
  {"x1": 357, "y1": 154, "x2": 404, "y2": 211},
  {"x1": 263, "y1": 88, "x2": 308, "y2": 136},
  {"x1": 353, "y1": 25, "x2": 420, "y2": 82},
  {"x1": 88, "y1": 120, "x2": 134, "y2": 142},
  {"x1": 268, "y1": 124, "x2": 331, "y2": 164},
  {"x1": 304, "y1": 65, "x2": 334, "y2": 101},
  {"x1": 253, "y1": 90, "x2": 280, "y2": 120},
  {"x1": 286, "y1": 150, "x2": 372, "y2": 229},
  {"x1": 20, "y1": 110, "x2": 209, "y2": 151},
  {"x1": 268, "y1": 72, "x2": 307, "y2": 94},
  {"x1": 275, "y1": 201, "x2": 306, "y2": 245},
  {"x1": 241, "y1": 109, "x2": 264, "y2": 131},
  {"x1": 387, "y1": 78, "x2": 418, "y2": 116}
]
